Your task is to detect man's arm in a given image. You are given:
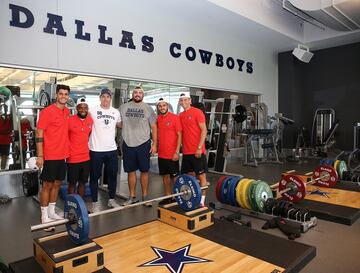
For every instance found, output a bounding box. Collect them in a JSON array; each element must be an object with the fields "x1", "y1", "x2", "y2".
[
  {"x1": 150, "y1": 122, "x2": 157, "y2": 154},
  {"x1": 35, "y1": 129, "x2": 44, "y2": 168},
  {"x1": 195, "y1": 122, "x2": 207, "y2": 158},
  {"x1": 172, "y1": 131, "x2": 182, "y2": 161}
]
